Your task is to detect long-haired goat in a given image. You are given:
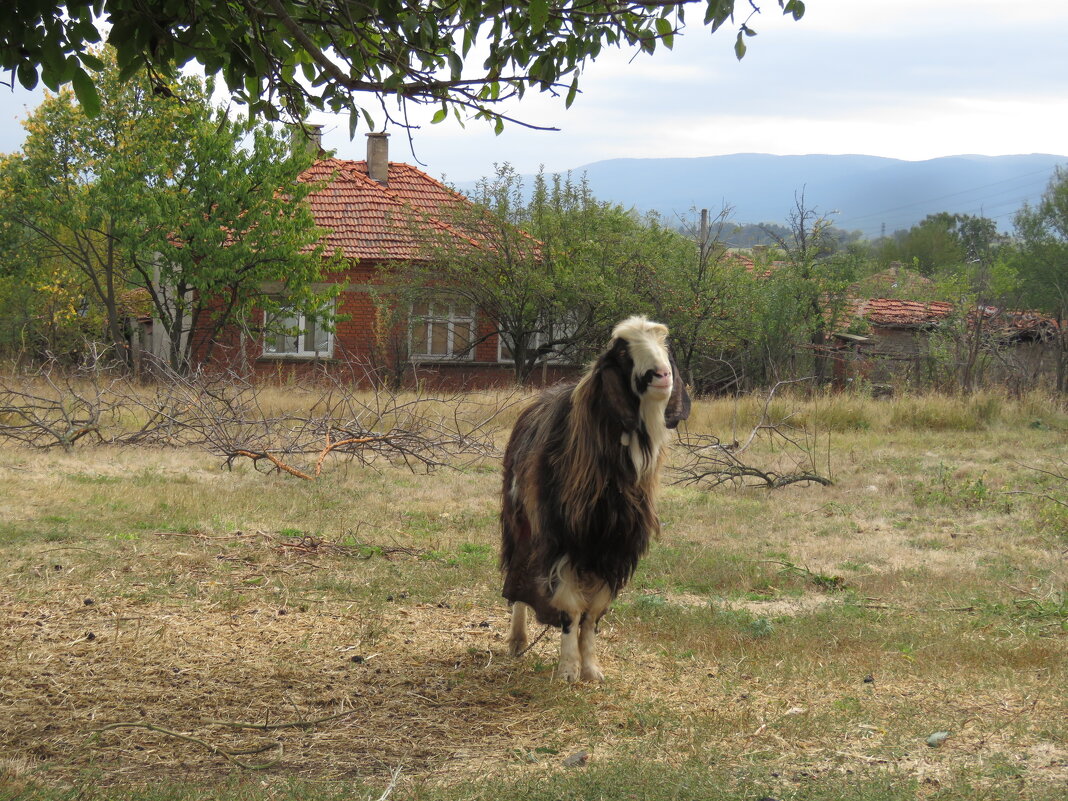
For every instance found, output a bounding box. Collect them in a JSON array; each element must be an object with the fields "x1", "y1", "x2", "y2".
[{"x1": 500, "y1": 316, "x2": 691, "y2": 681}]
